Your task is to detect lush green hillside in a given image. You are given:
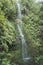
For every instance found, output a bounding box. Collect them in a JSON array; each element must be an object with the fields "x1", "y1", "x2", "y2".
[{"x1": 0, "y1": 0, "x2": 43, "y2": 65}]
